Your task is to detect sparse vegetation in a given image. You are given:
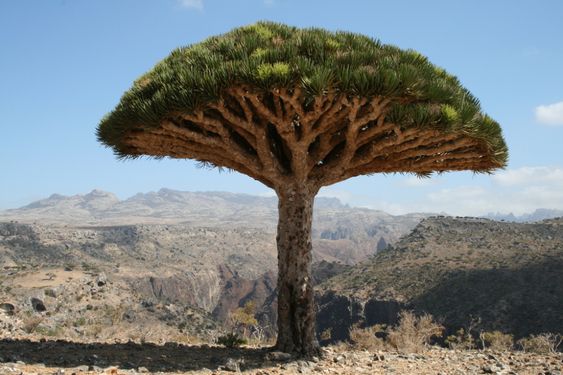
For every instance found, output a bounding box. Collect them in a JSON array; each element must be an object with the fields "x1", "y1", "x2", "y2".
[
  {"x1": 217, "y1": 332, "x2": 246, "y2": 348},
  {"x1": 22, "y1": 316, "x2": 43, "y2": 334},
  {"x1": 349, "y1": 324, "x2": 386, "y2": 351},
  {"x1": 446, "y1": 328, "x2": 475, "y2": 350},
  {"x1": 227, "y1": 301, "x2": 258, "y2": 340},
  {"x1": 81, "y1": 262, "x2": 100, "y2": 273},
  {"x1": 479, "y1": 331, "x2": 514, "y2": 351},
  {"x1": 349, "y1": 311, "x2": 443, "y2": 353},
  {"x1": 387, "y1": 311, "x2": 444, "y2": 353},
  {"x1": 517, "y1": 333, "x2": 562, "y2": 354}
]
